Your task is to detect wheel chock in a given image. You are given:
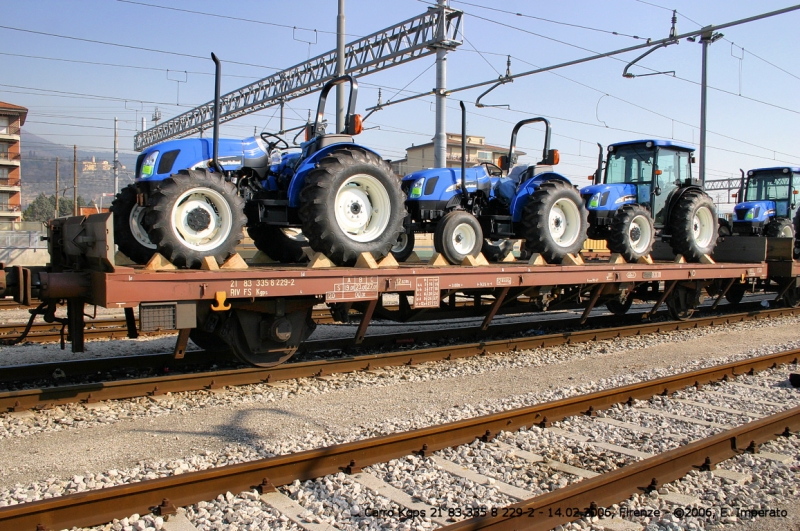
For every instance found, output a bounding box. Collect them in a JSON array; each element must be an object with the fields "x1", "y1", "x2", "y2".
[
  {"x1": 355, "y1": 252, "x2": 379, "y2": 269},
  {"x1": 501, "y1": 252, "x2": 516, "y2": 262},
  {"x1": 377, "y1": 254, "x2": 399, "y2": 269},
  {"x1": 200, "y1": 256, "x2": 220, "y2": 270},
  {"x1": 527, "y1": 253, "x2": 547, "y2": 266},
  {"x1": 608, "y1": 253, "x2": 626, "y2": 264},
  {"x1": 405, "y1": 251, "x2": 422, "y2": 263},
  {"x1": 461, "y1": 255, "x2": 479, "y2": 266},
  {"x1": 307, "y1": 252, "x2": 335, "y2": 268},
  {"x1": 674, "y1": 255, "x2": 687, "y2": 264},
  {"x1": 144, "y1": 252, "x2": 177, "y2": 271},
  {"x1": 561, "y1": 253, "x2": 585, "y2": 266},
  {"x1": 221, "y1": 253, "x2": 249, "y2": 270},
  {"x1": 427, "y1": 253, "x2": 450, "y2": 266},
  {"x1": 637, "y1": 254, "x2": 654, "y2": 265},
  {"x1": 698, "y1": 254, "x2": 716, "y2": 264},
  {"x1": 475, "y1": 252, "x2": 490, "y2": 266}
]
